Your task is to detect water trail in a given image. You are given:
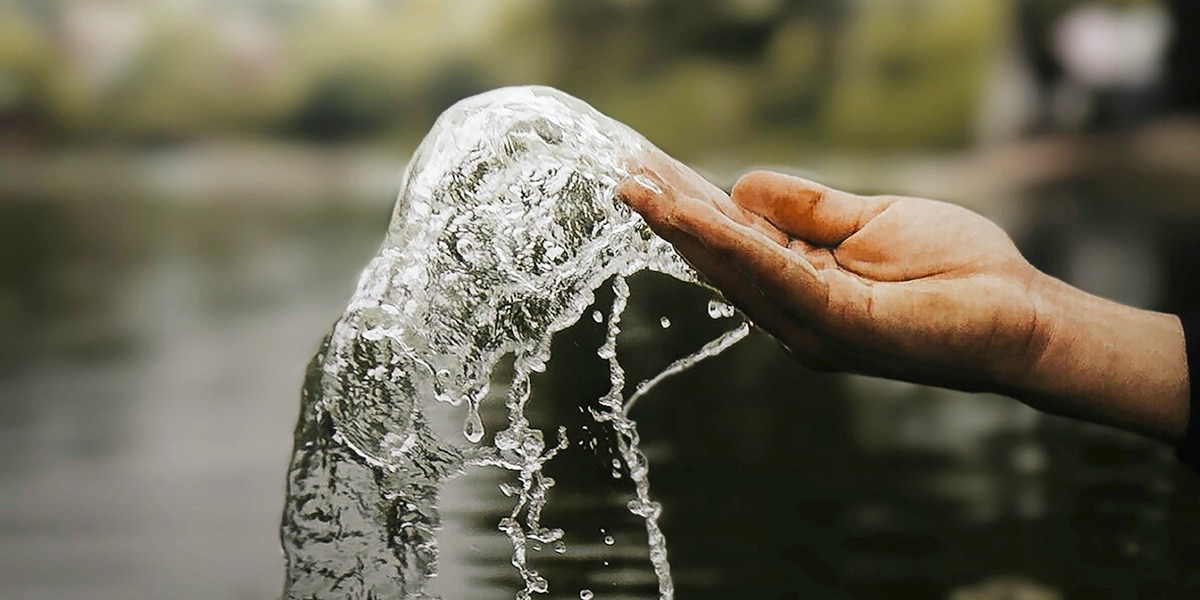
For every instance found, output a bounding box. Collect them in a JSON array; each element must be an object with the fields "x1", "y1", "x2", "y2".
[
  {"x1": 590, "y1": 275, "x2": 675, "y2": 599},
  {"x1": 281, "y1": 85, "x2": 742, "y2": 599},
  {"x1": 623, "y1": 321, "x2": 752, "y2": 416}
]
